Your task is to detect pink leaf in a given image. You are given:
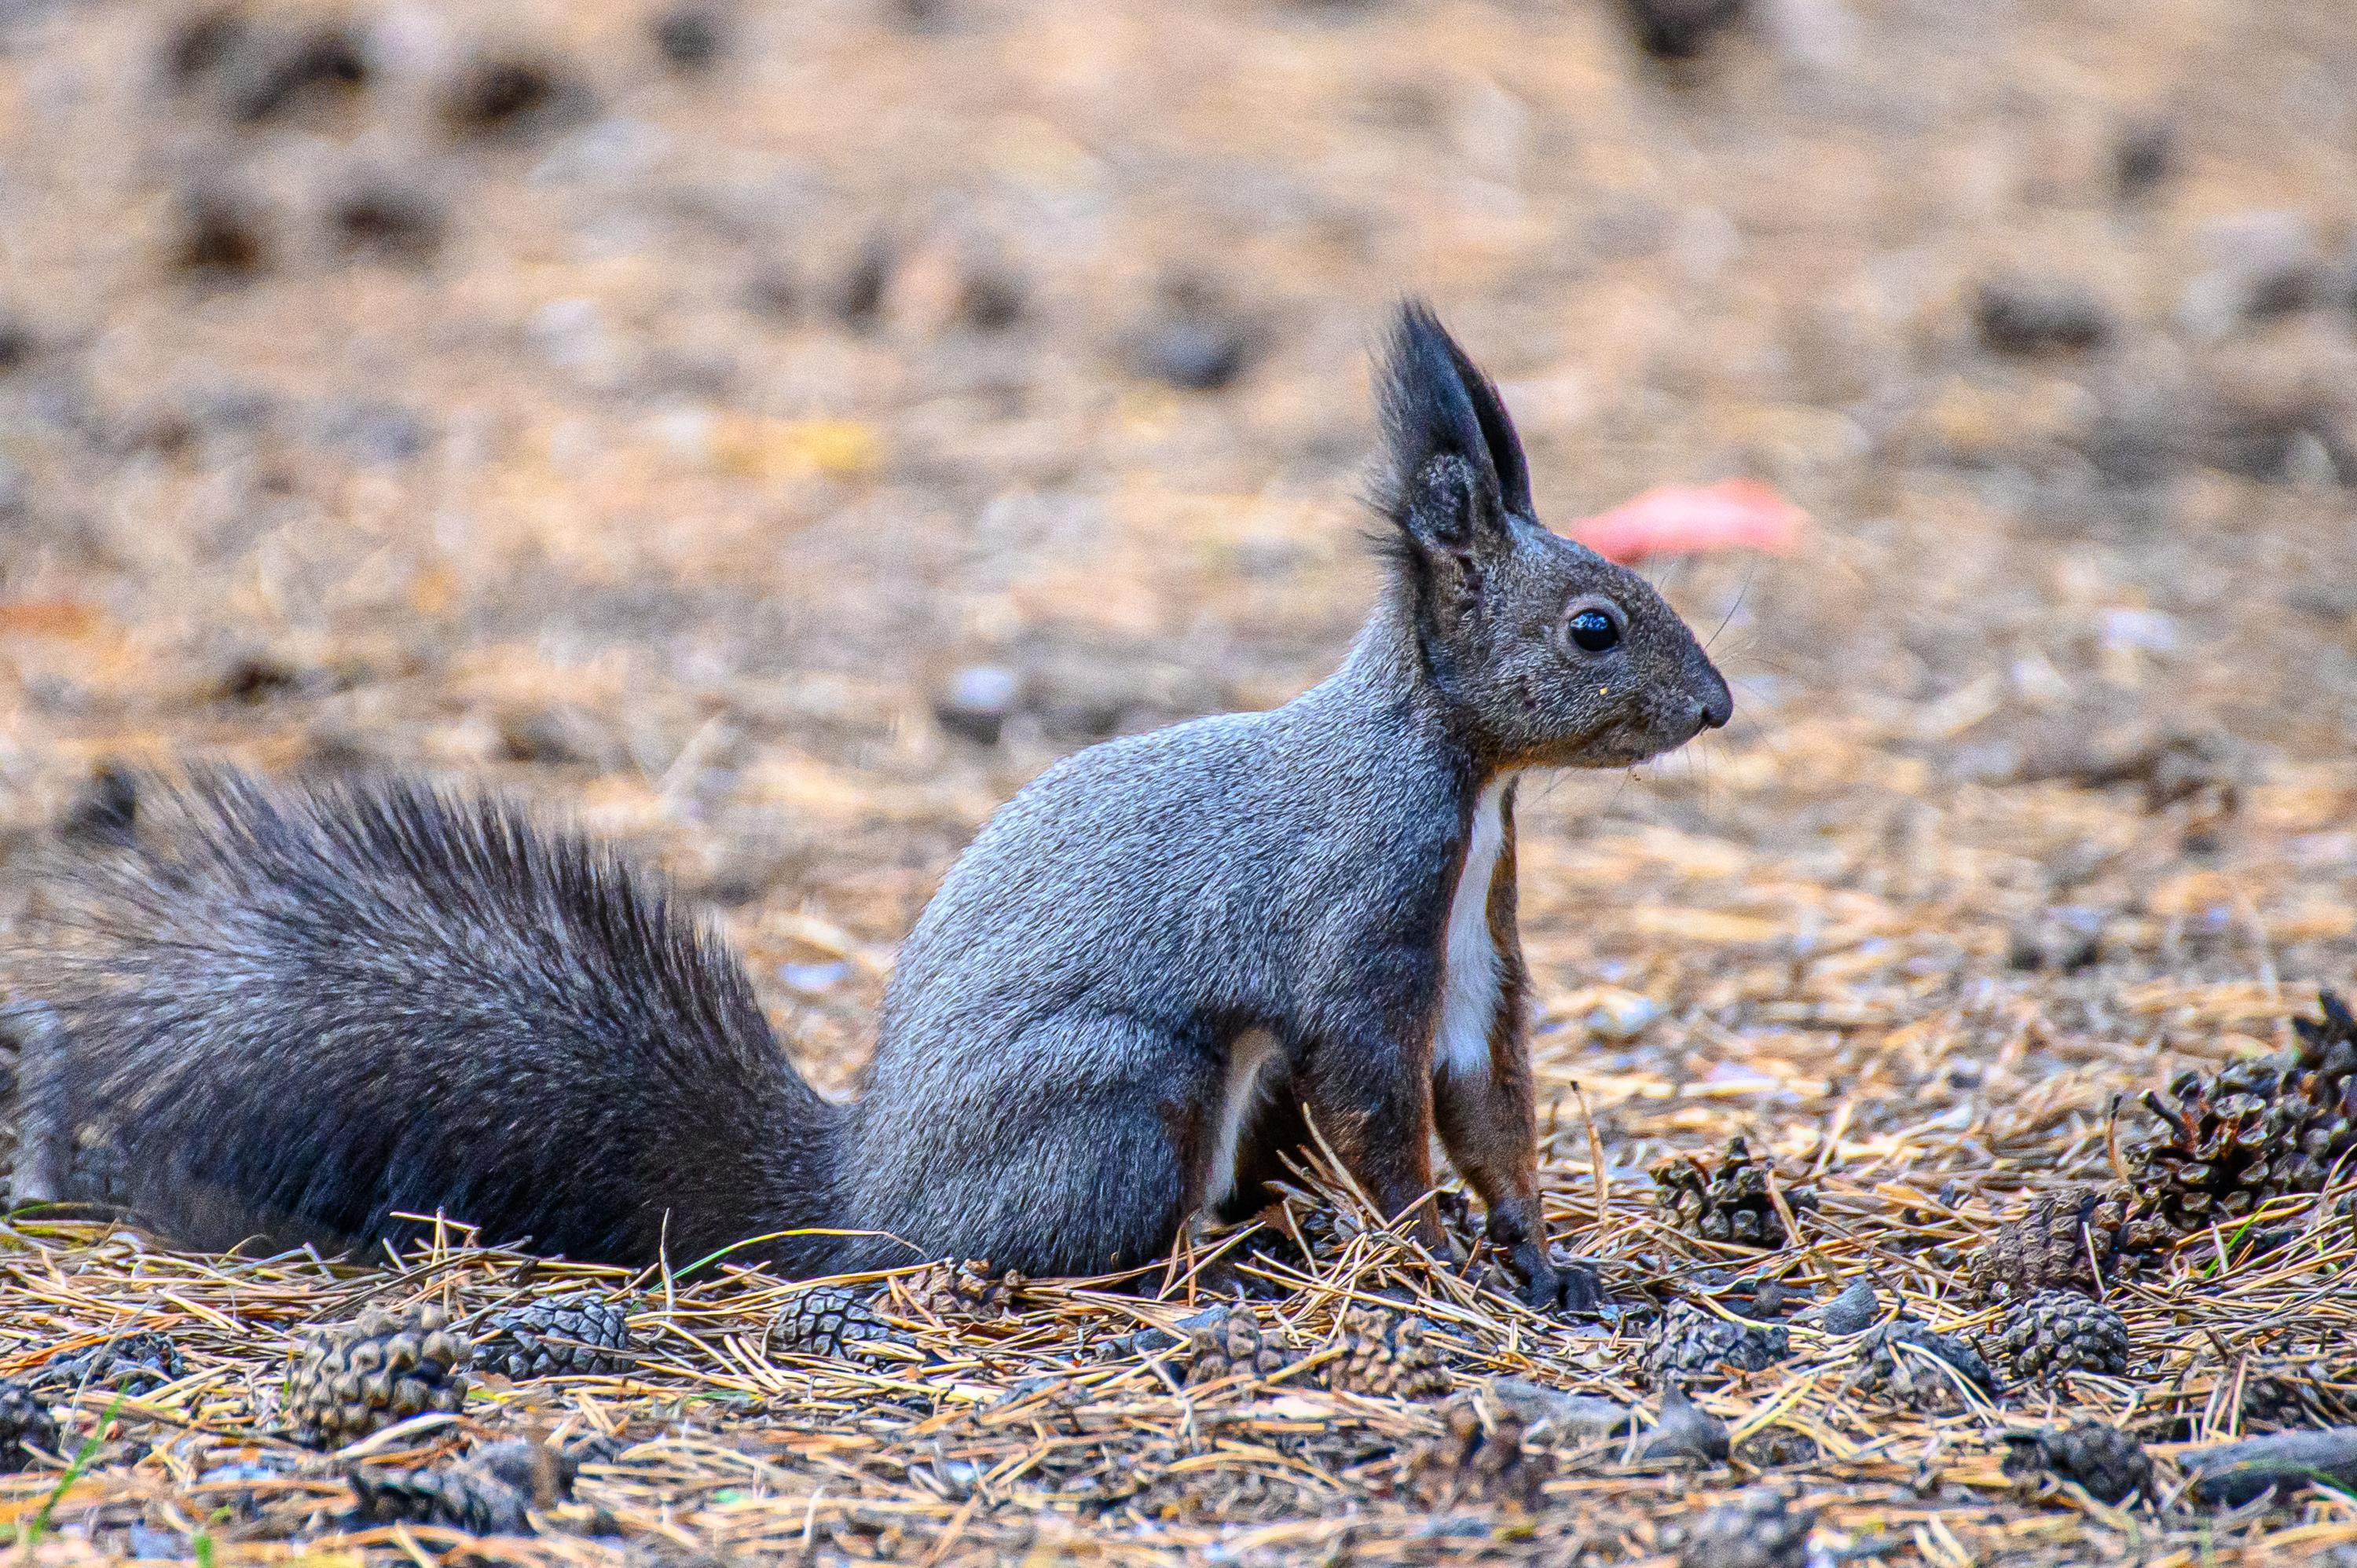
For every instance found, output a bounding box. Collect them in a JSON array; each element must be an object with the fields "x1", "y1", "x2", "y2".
[{"x1": 1567, "y1": 480, "x2": 1806, "y2": 564}]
